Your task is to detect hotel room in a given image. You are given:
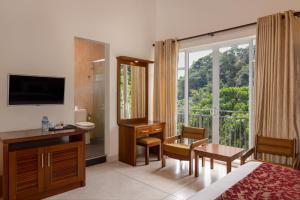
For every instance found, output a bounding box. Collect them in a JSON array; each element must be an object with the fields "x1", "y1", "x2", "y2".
[{"x1": 0, "y1": 0, "x2": 299, "y2": 199}]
